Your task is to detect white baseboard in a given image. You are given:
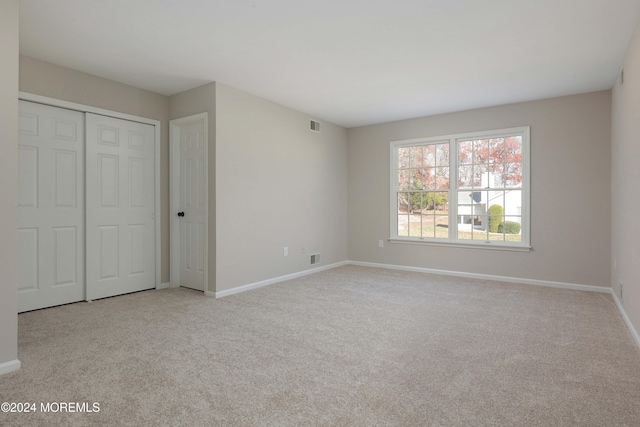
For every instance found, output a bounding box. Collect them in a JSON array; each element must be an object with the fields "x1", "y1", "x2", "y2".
[
  {"x1": 214, "y1": 261, "x2": 350, "y2": 298},
  {"x1": 610, "y1": 290, "x2": 640, "y2": 350},
  {"x1": 156, "y1": 282, "x2": 171, "y2": 290},
  {"x1": 347, "y1": 261, "x2": 611, "y2": 293},
  {"x1": 0, "y1": 359, "x2": 21, "y2": 375}
]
